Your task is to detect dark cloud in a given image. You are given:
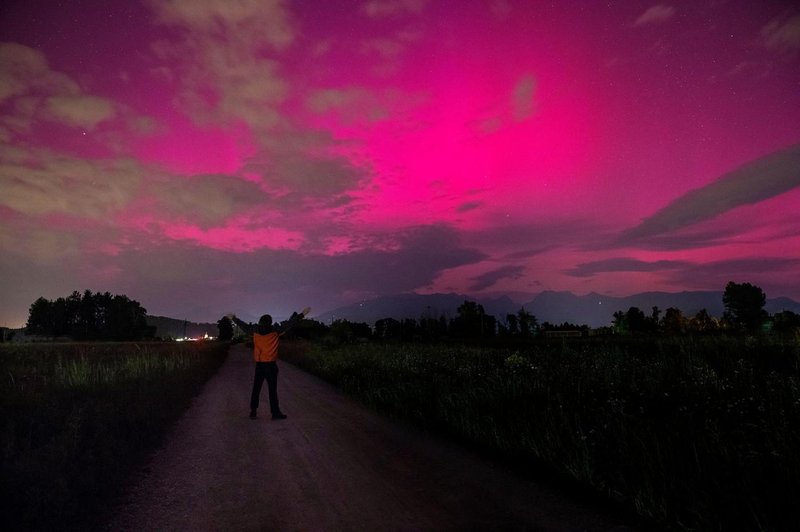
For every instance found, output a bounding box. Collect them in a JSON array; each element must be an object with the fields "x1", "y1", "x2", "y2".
[
  {"x1": 505, "y1": 246, "x2": 555, "y2": 260},
  {"x1": 665, "y1": 257, "x2": 800, "y2": 298},
  {"x1": 565, "y1": 257, "x2": 689, "y2": 278},
  {"x1": 456, "y1": 200, "x2": 482, "y2": 213},
  {"x1": 620, "y1": 145, "x2": 800, "y2": 243},
  {"x1": 470, "y1": 265, "x2": 525, "y2": 291},
  {"x1": 107, "y1": 224, "x2": 484, "y2": 322},
  {"x1": 466, "y1": 218, "x2": 594, "y2": 254}
]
